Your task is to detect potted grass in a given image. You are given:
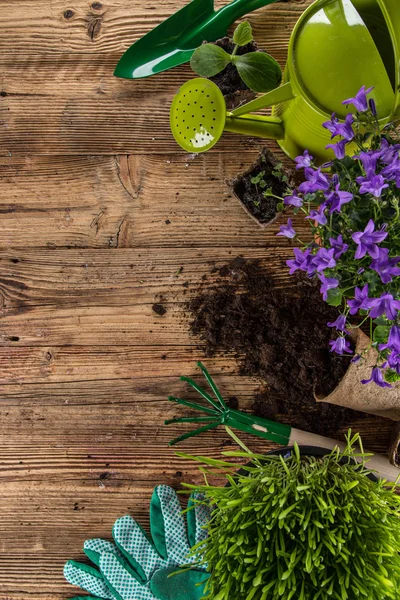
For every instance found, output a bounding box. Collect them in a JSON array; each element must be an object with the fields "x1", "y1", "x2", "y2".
[
  {"x1": 182, "y1": 430, "x2": 400, "y2": 600},
  {"x1": 275, "y1": 86, "x2": 400, "y2": 419},
  {"x1": 190, "y1": 21, "x2": 281, "y2": 110}
]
